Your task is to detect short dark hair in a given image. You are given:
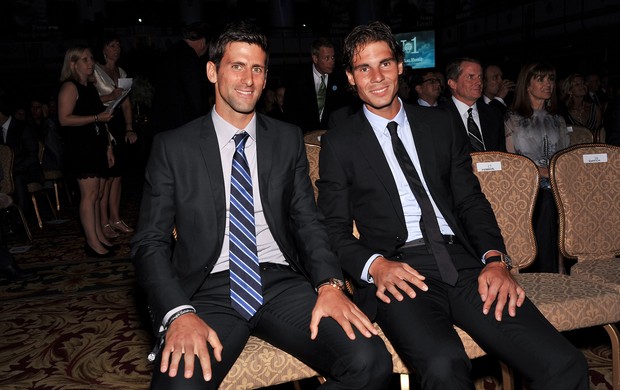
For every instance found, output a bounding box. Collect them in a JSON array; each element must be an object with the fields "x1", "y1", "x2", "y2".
[
  {"x1": 411, "y1": 68, "x2": 437, "y2": 87},
  {"x1": 445, "y1": 57, "x2": 481, "y2": 82},
  {"x1": 343, "y1": 21, "x2": 403, "y2": 73},
  {"x1": 182, "y1": 21, "x2": 210, "y2": 41},
  {"x1": 94, "y1": 32, "x2": 121, "y2": 64},
  {"x1": 208, "y1": 21, "x2": 269, "y2": 69},
  {"x1": 311, "y1": 38, "x2": 334, "y2": 57}
]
